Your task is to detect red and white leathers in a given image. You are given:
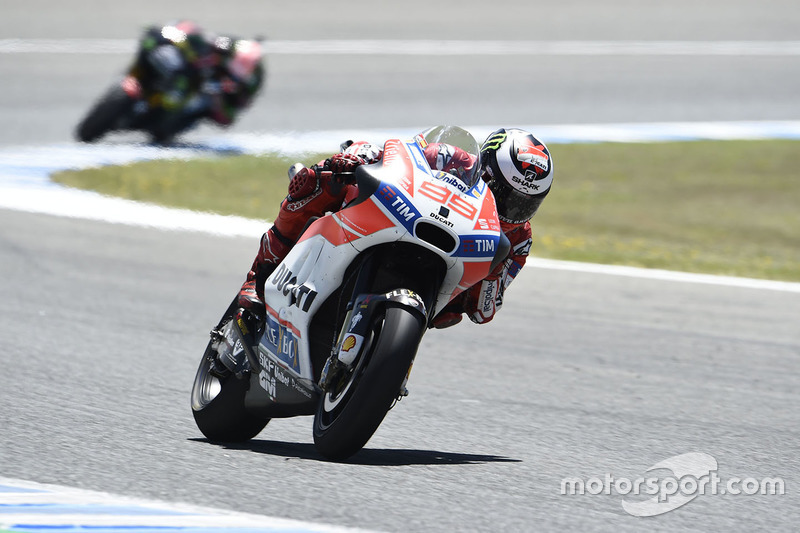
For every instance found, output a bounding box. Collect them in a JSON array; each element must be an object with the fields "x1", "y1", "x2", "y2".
[
  {"x1": 238, "y1": 140, "x2": 532, "y2": 328},
  {"x1": 238, "y1": 141, "x2": 381, "y2": 314}
]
